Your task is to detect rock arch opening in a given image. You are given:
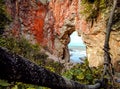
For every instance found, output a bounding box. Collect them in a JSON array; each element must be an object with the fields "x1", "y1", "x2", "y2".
[{"x1": 68, "y1": 31, "x2": 86, "y2": 63}]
